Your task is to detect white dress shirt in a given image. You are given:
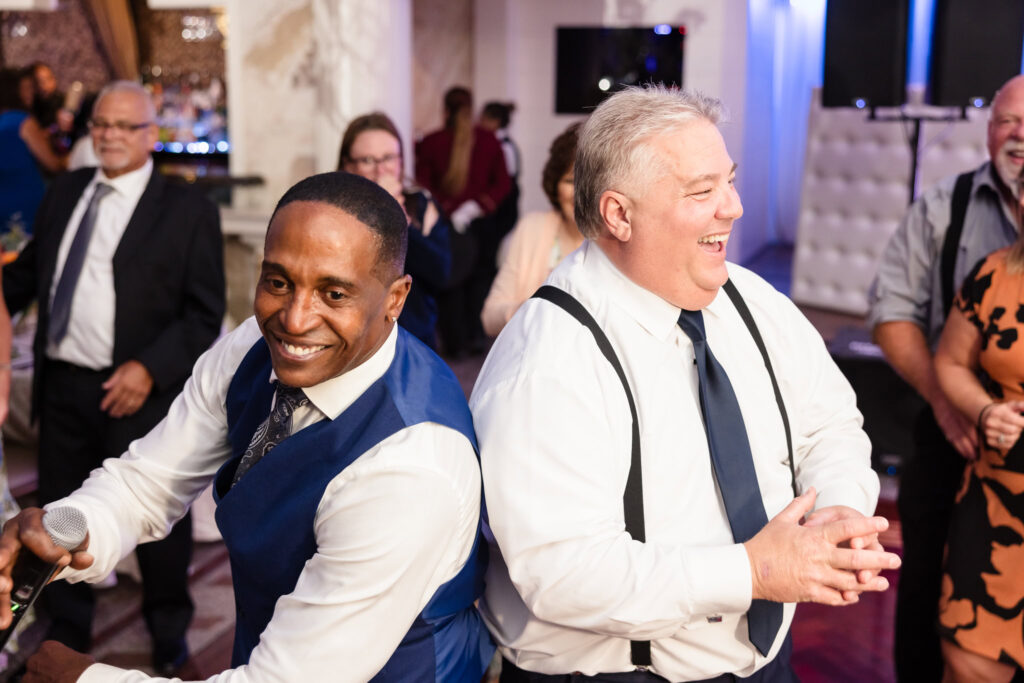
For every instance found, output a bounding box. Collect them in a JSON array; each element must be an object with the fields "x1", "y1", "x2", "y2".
[
  {"x1": 49, "y1": 318, "x2": 482, "y2": 682},
  {"x1": 47, "y1": 159, "x2": 153, "y2": 369},
  {"x1": 470, "y1": 241, "x2": 878, "y2": 680}
]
